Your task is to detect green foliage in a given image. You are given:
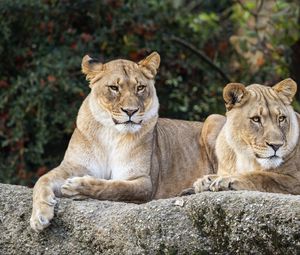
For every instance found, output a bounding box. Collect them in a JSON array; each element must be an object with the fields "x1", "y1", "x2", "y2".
[
  {"x1": 0, "y1": 0, "x2": 299, "y2": 185},
  {"x1": 230, "y1": 0, "x2": 300, "y2": 84}
]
